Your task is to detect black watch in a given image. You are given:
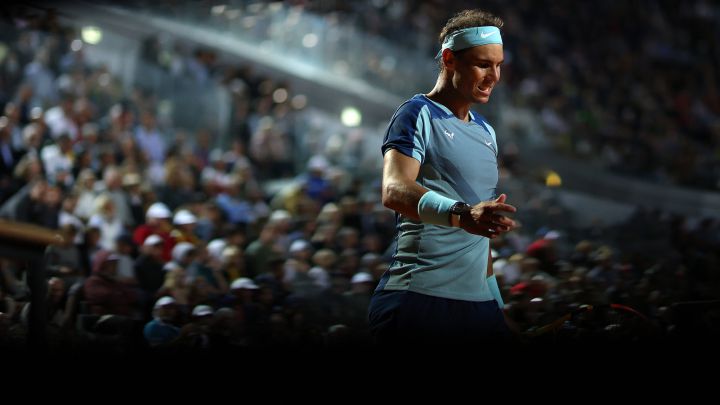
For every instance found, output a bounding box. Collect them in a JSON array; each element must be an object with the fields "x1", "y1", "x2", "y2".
[{"x1": 449, "y1": 202, "x2": 472, "y2": 227}]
